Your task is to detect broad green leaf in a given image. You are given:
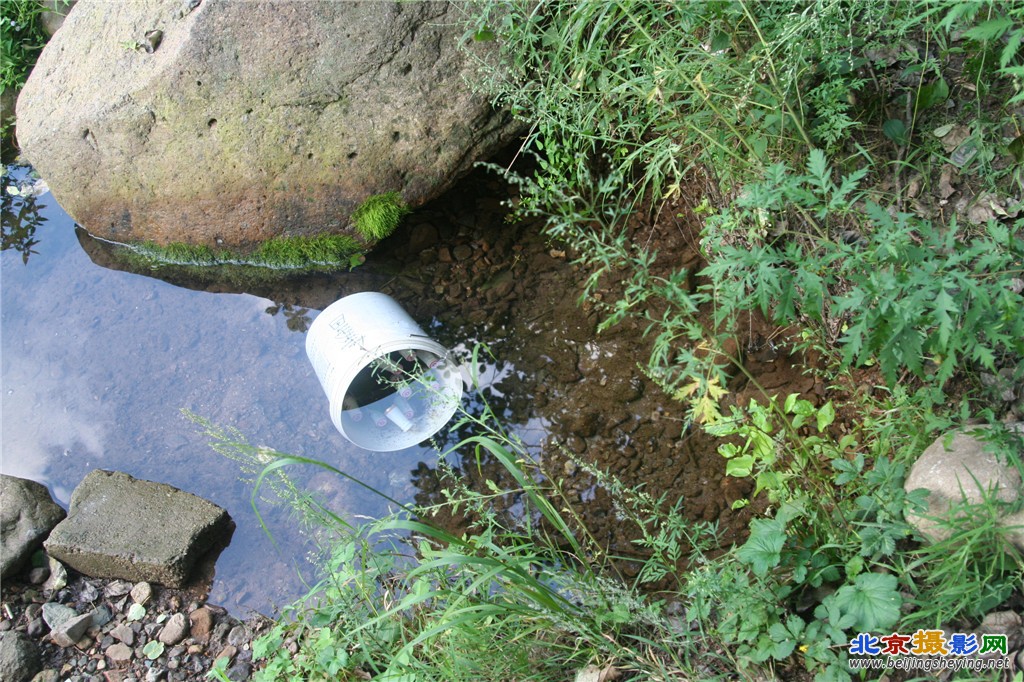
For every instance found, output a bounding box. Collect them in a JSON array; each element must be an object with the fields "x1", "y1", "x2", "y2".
[
  {"x1": 473, "y1": 27, "x2": 496, "y2": 42},
  {"x1": 831, "y1": 573, "x2": 901, "y2": 631},
  {"x1": 737, "y1": 519, "x2": 786, "y2": 576},
  {"x1": 882, "y1": 119, "x2": 908, "y2": 145},
  {"x1": 726, "y1": 455, "x2": 755, "y2": 478},
  {"x1": 126, "y1": 603, "x2": 146, "y2": 621},
  {"x1": 709, "y1": 32, "x2": 731, "y2": 52},
  {"x1": 143, "y1": 640, "x2": 165, "y2": 660},
  {"x1": 816, "y1": 401, "x2": 836, "y2": 432},
  {"x1": 916, "y1": 78, "x2": 949, "y2": 111}
]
